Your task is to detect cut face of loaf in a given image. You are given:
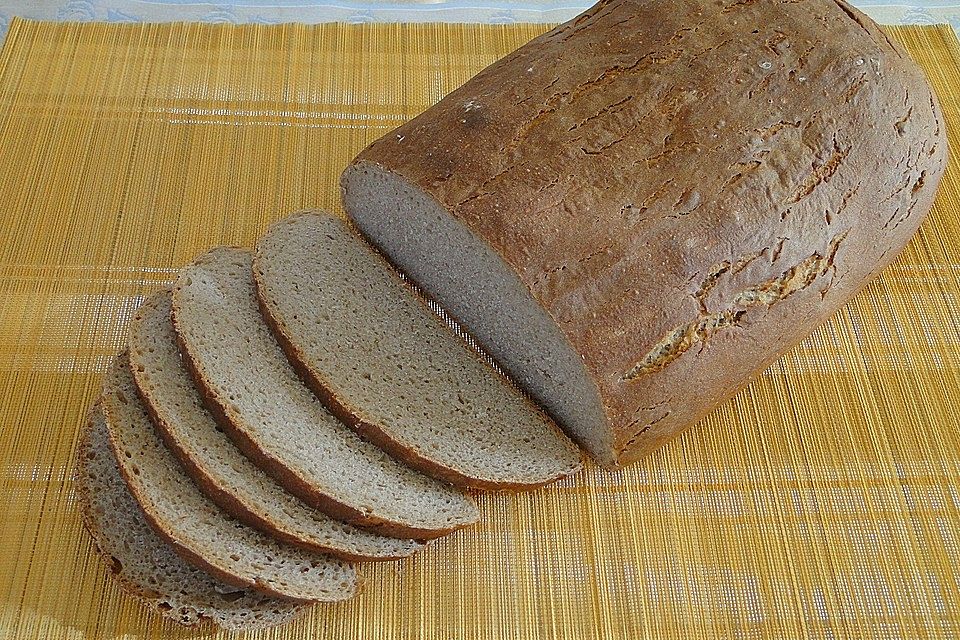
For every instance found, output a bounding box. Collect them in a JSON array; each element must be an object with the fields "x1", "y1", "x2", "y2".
[
  {"x1": 100, "y1": 354, "x2": 358, "y2": 602},
  {"x1": 342, "y1": 0, "x2": 948, "y2": 468},
  {"x1": 253, "y1": 211, "x2": 582, "y2": 490},
  {"x1": 76, "y1": 406, "x2": 305, "y2": 630},
  {"x1": 128, "y1": 290, "x2": 423, "y2": 561},
  {"x1": 171, "y1": 246, "x2": 480, "y2": 539}
]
